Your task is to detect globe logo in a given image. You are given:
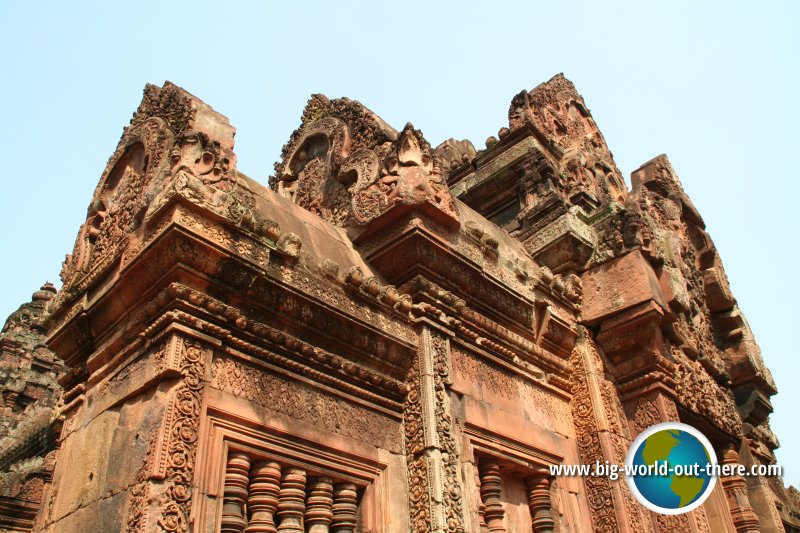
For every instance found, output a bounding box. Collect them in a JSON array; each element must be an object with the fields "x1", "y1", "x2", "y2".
[{"x1": 625, "y1": 422, "x2": 717, "y2": 514}]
